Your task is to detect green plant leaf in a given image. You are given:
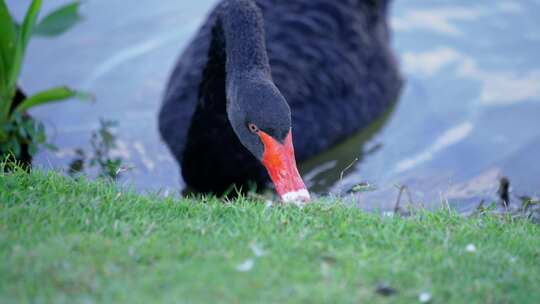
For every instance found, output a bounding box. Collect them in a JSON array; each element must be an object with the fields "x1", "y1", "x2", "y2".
[
  {"x1": 0, "y1": 1, "x2": 17, "y2": 81},
  {"x1": 28, "y1": 142, "x2": 37, "y2": 156},
  {"x1": 0, "y1": 0, "x2": 18, "y2": 115},
  {"x1": 0, "y1": 54, "x2": 5, "y2": 91},
  {"x1": 33, "y1": 1, "x2": 82, "y2": 37},
  {"x1": 8, "y1": 136, "x2": 21, "y2": 157},
  {"x1": 0, "y1": 127, "x2": 7, "y2": 143},
  {"x1": 0, "y1": 56, "x2": 8, "y2": 120},
  {"x1": 14, "y1": 86, "x2": 92, "y2": 114},
  {"x1": 7, "y1": 0, "x2": 42, "y2": 90}
]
